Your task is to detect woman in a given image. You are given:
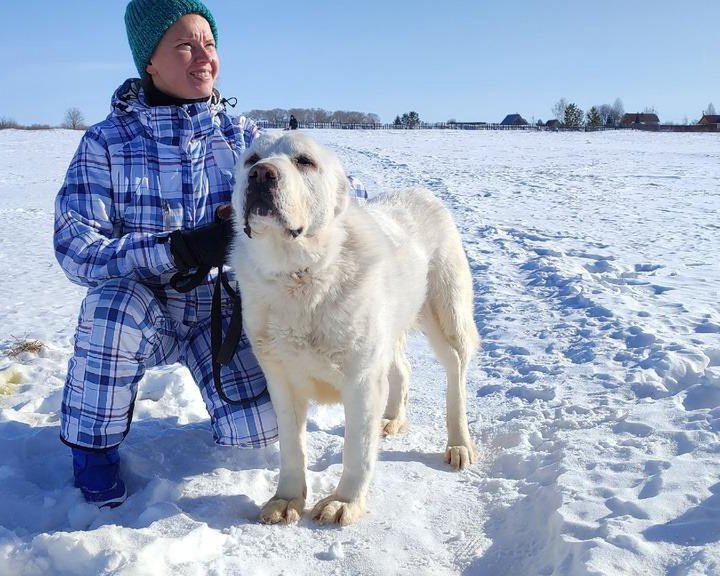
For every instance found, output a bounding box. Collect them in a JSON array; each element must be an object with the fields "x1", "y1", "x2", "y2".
[{"x1": 54, "y1": 0, "x2": 276, "y2": 508}]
